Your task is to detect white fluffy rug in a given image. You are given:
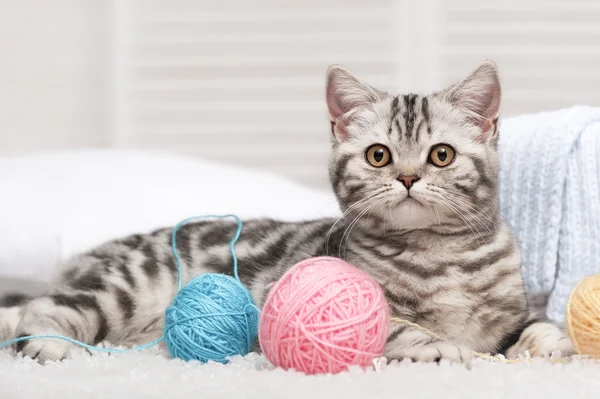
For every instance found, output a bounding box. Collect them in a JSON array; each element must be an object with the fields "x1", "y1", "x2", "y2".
[{"x1": 1, "y1": 348, "x2": 599, "y2": 399}]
